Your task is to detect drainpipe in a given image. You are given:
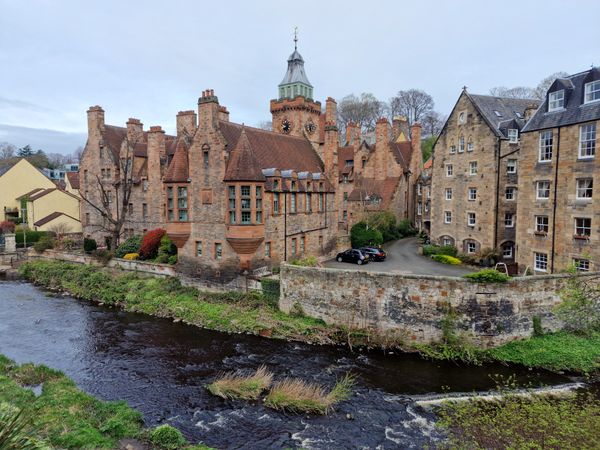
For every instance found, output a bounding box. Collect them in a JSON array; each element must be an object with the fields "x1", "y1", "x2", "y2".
[{"x1": 550, "y1": 127, "x2": 561, "y2": 274}]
